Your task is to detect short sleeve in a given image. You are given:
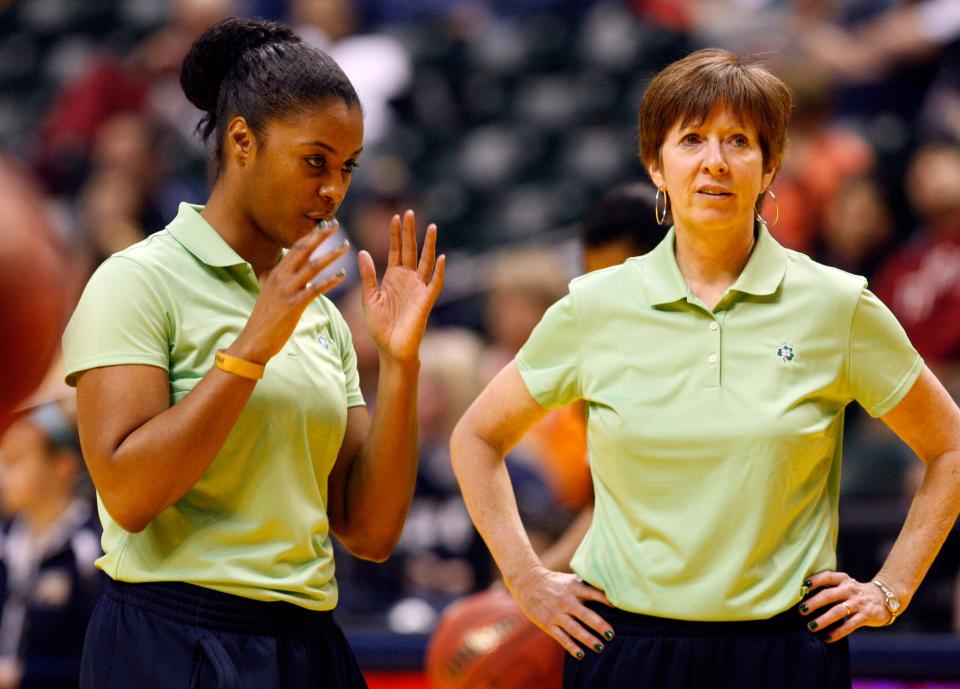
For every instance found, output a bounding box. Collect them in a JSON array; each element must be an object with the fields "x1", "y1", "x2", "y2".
[
  {"x1": 329, "y1": 306, "x2": 365, "y2": 408},
  {"x1": 848, "y1": 286, "x2": 924, "y2": 417},
  {"x1": 515, "y1": 292, "x2": 582, "y2": 409},
  {"x1": 62, "y1": 256, "x2": 170, "y2": 386}
]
